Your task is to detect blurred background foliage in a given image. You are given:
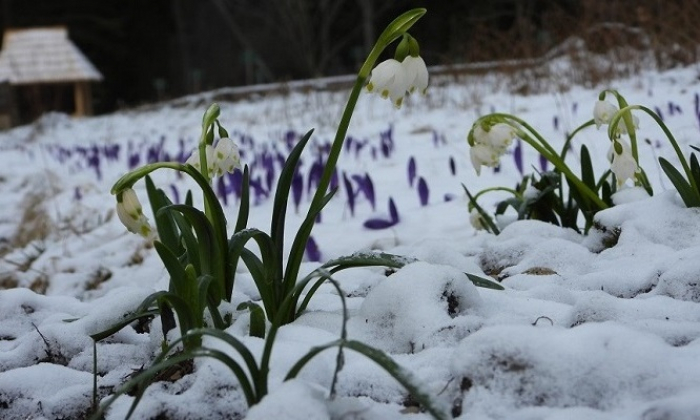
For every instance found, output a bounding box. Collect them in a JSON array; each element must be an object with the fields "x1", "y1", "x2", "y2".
[{"x1": 1, "y1": 0, "x2": 697, "y2": 114}]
